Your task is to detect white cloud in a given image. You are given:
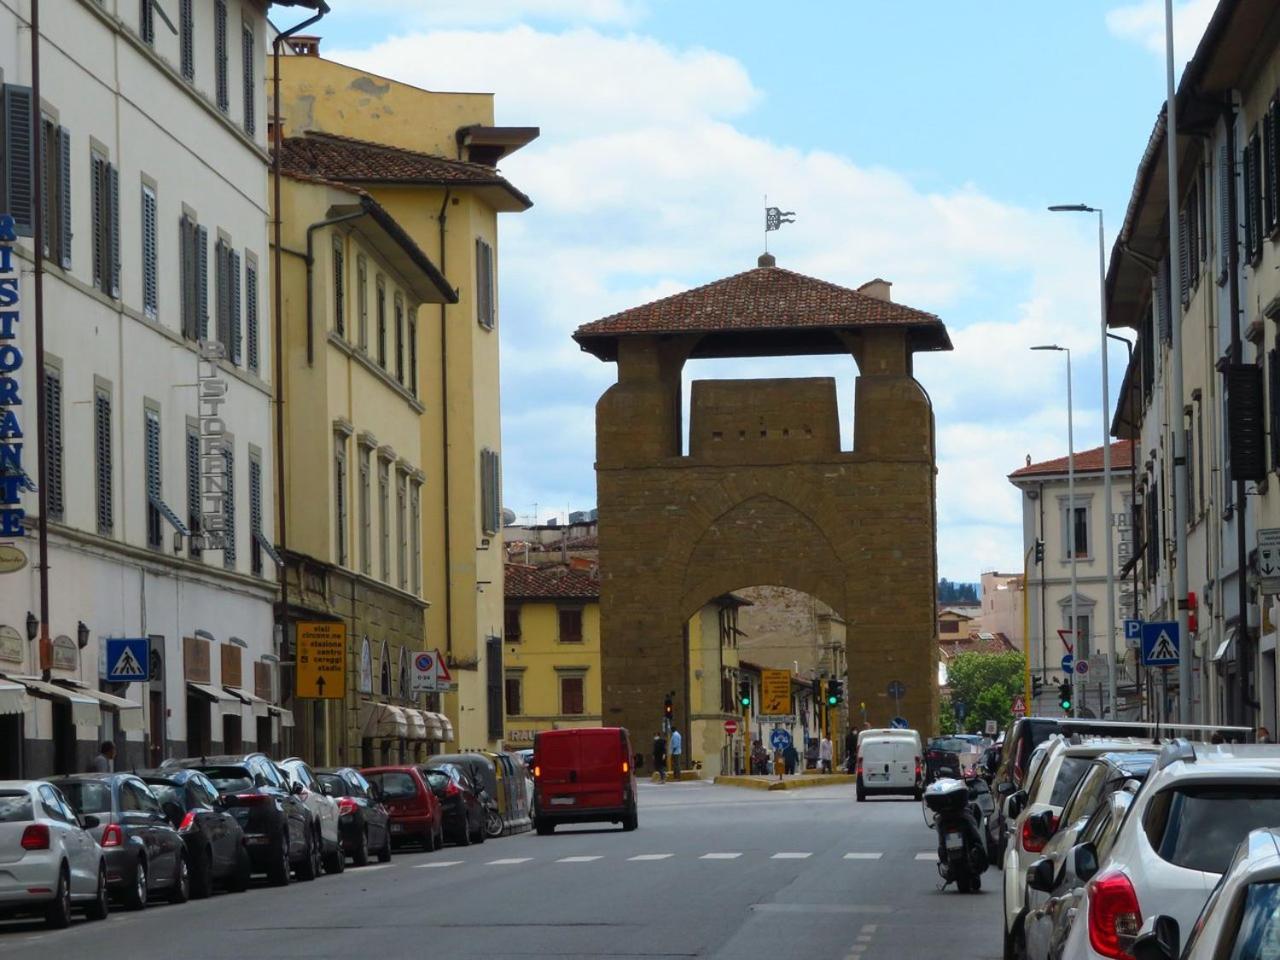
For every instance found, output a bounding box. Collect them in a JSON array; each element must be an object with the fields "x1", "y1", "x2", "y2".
[
  {"x1": 329, "y1": 26, "x2": 1101, "y2": 578},
  {"x1": 342, "y1": 0, "x2": 647, "y2": 28},
  {"x1": 1105, "y1": 0, "x2": 1217, "y2": 66}
]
